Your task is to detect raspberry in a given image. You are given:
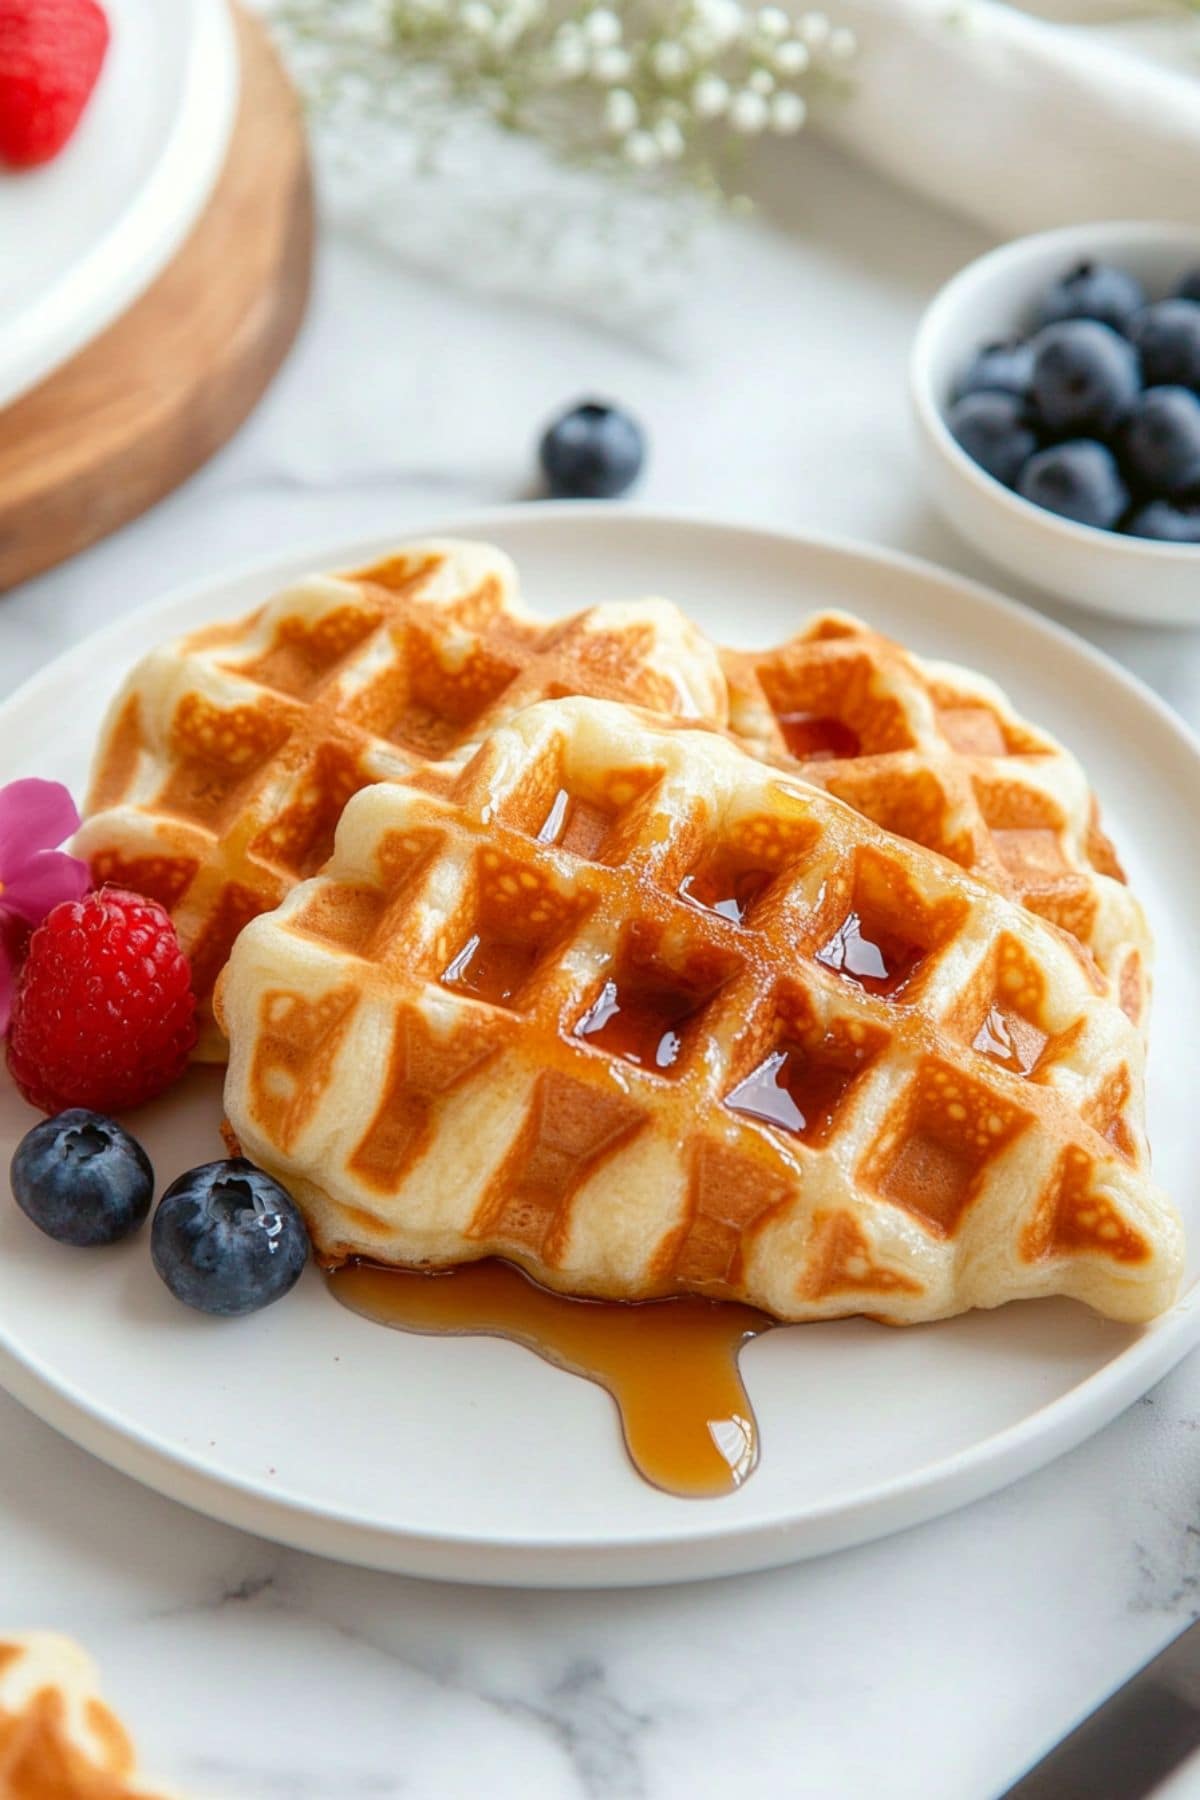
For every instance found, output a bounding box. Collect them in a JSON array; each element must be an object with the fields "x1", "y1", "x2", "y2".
[
  {"x1": 7, "y1": 887, "x2": 197, "y2": 1115},
  {"x1": 0, "y1": 0, "x2": 109, "y2": 169}
]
